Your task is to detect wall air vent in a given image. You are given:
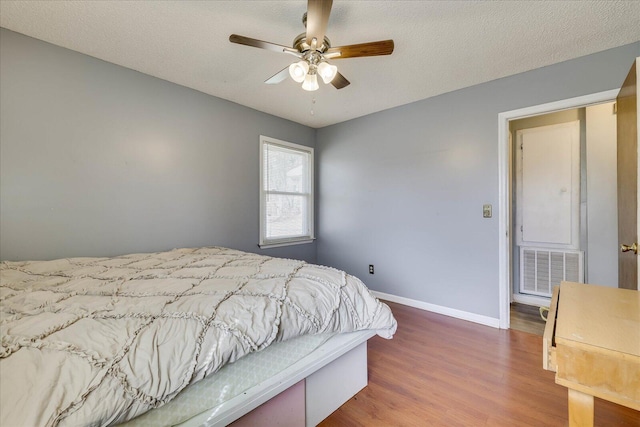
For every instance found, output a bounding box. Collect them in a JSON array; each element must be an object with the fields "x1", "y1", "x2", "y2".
[{"x1": 520, "y1": 247, "x2": 584, "y2": 297}]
